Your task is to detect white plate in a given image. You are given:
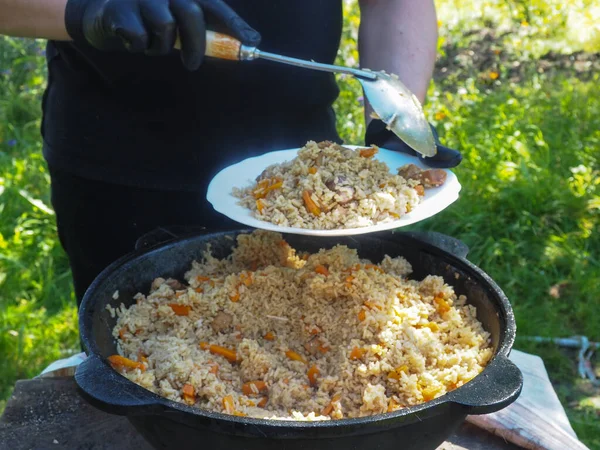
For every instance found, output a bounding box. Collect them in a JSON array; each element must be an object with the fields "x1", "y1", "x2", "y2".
[{"x1": 206, "y1": 146, "x2": 461, "y2": 236}]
